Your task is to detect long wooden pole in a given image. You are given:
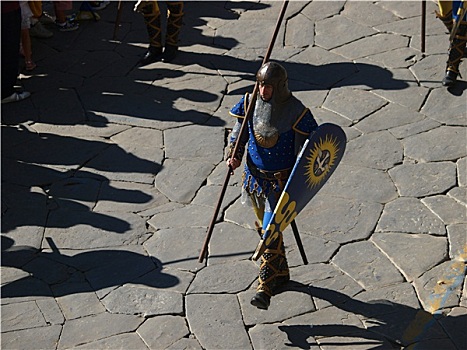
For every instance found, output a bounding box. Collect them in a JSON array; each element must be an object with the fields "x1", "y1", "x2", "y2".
[
  {"x1": 421, "y1": 0, "x2": 426, "y2": 53},
  {"x1": 291, "y1": 220, "x2": 308, "y2": 265},
  {"x1": 199, "y1": 0, "x2": 290, "y2": 263},
  {"x1": 113, "y1": 0, "x2": 123, "y2": 40},
  {"x1": 450, "y1": 0, "x2": 467, "y2": 42}
]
